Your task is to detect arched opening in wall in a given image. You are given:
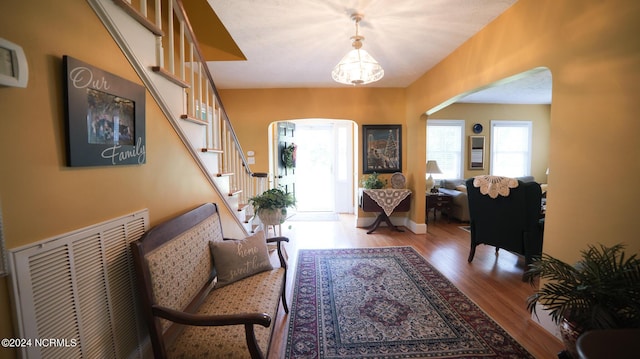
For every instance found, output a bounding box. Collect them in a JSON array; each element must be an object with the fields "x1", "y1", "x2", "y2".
[
  {"x1": 425, "y1": 67, "x2": 556, "y2": 336},
  {"x1": 268, "y1": 119, "x2": 357, "y2": 221},
  {"x1": 426, "y1": 67, "x2": 552, "y2": 186}
]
